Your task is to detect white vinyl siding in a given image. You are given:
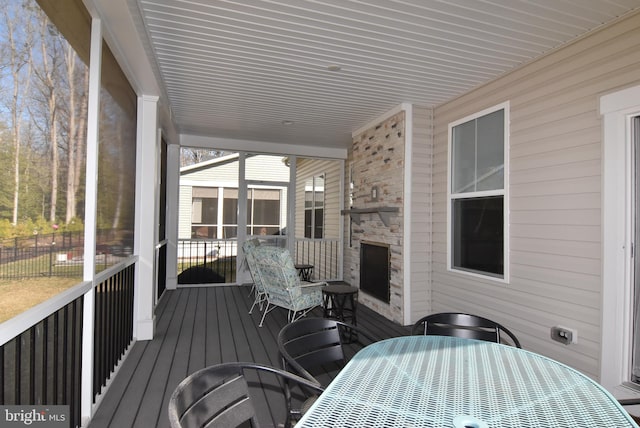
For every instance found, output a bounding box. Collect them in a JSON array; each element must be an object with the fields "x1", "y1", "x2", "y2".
[
  {"x1": 296, "y1": 158, "x2": 341, "y2": 240},
  {"x1": 295, "y1": 158, "x2": 342, "y2": 280},
  {"x1": 179, "y1": 154, "x2": 290, "y2": 239},
  {"x1": 431, "y1": 11, "x2": 640, "y2": 381},
  {"x1": 408, "y1": 106, "x2": 433, "y2": 323},
  {"x1": 178, "y1": 186, "x2": 192, "y2": 239}
]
